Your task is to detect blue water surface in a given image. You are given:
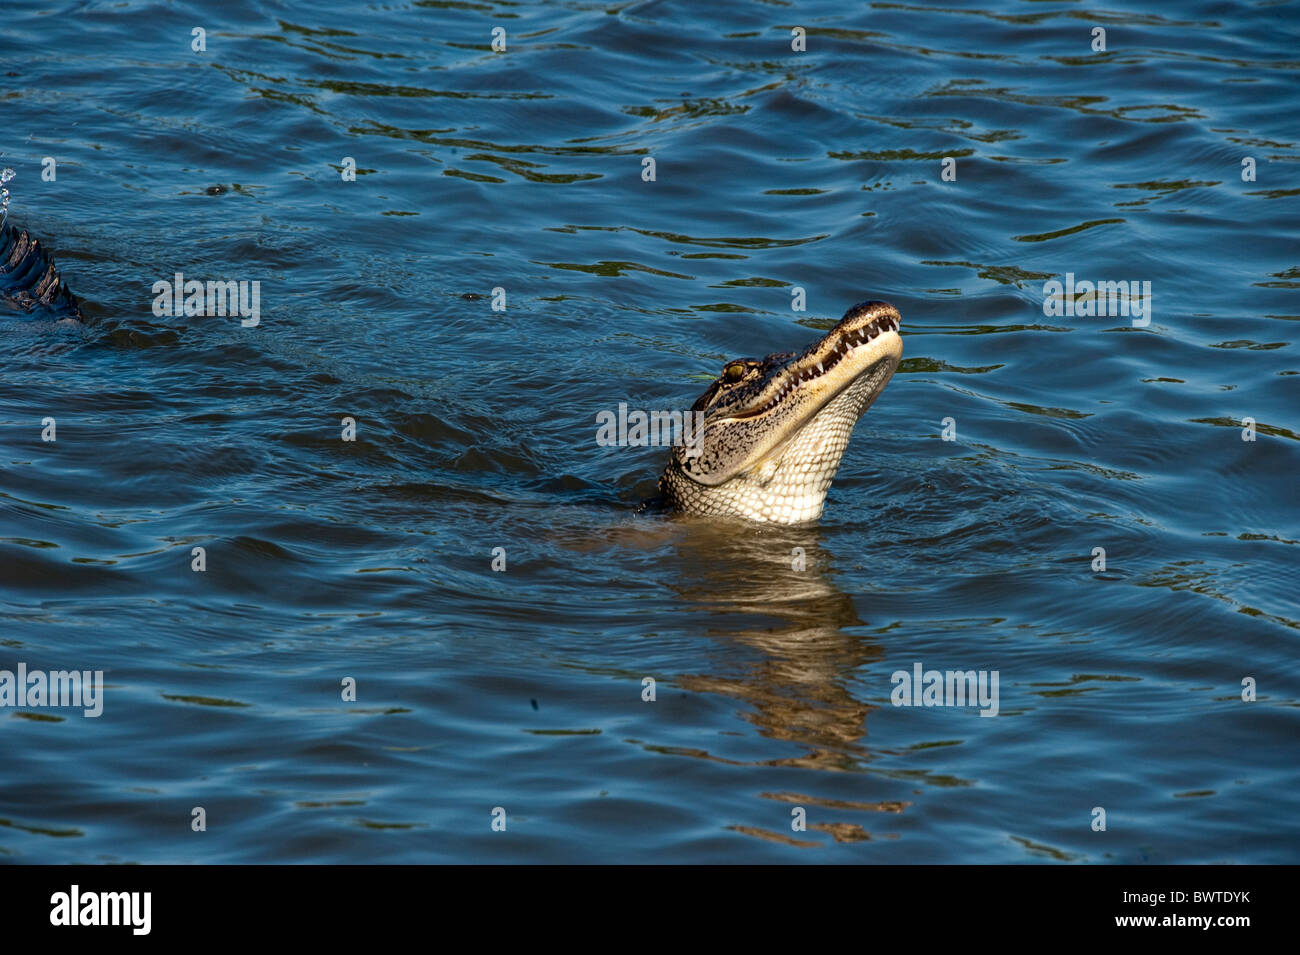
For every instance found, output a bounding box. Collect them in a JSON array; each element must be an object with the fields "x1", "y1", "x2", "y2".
[{"x1": 0, "y1": 0, "x2": 1297, "y2": 862}]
